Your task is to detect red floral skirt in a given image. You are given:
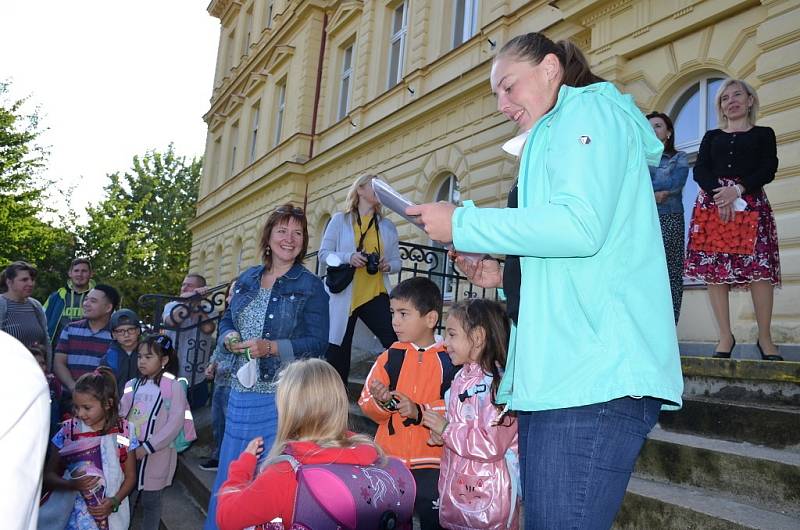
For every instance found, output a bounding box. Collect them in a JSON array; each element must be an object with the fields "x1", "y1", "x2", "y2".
[{"x1": 684, "y1": 177, "x2": 781, "y2": 287}]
